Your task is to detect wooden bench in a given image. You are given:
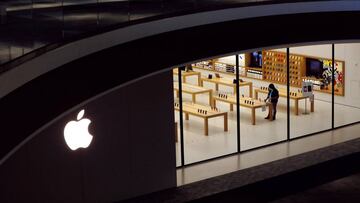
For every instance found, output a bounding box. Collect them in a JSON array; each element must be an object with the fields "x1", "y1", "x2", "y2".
[{"x1": 174, "y1": 102, "x2": 228, "y2": 136}]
